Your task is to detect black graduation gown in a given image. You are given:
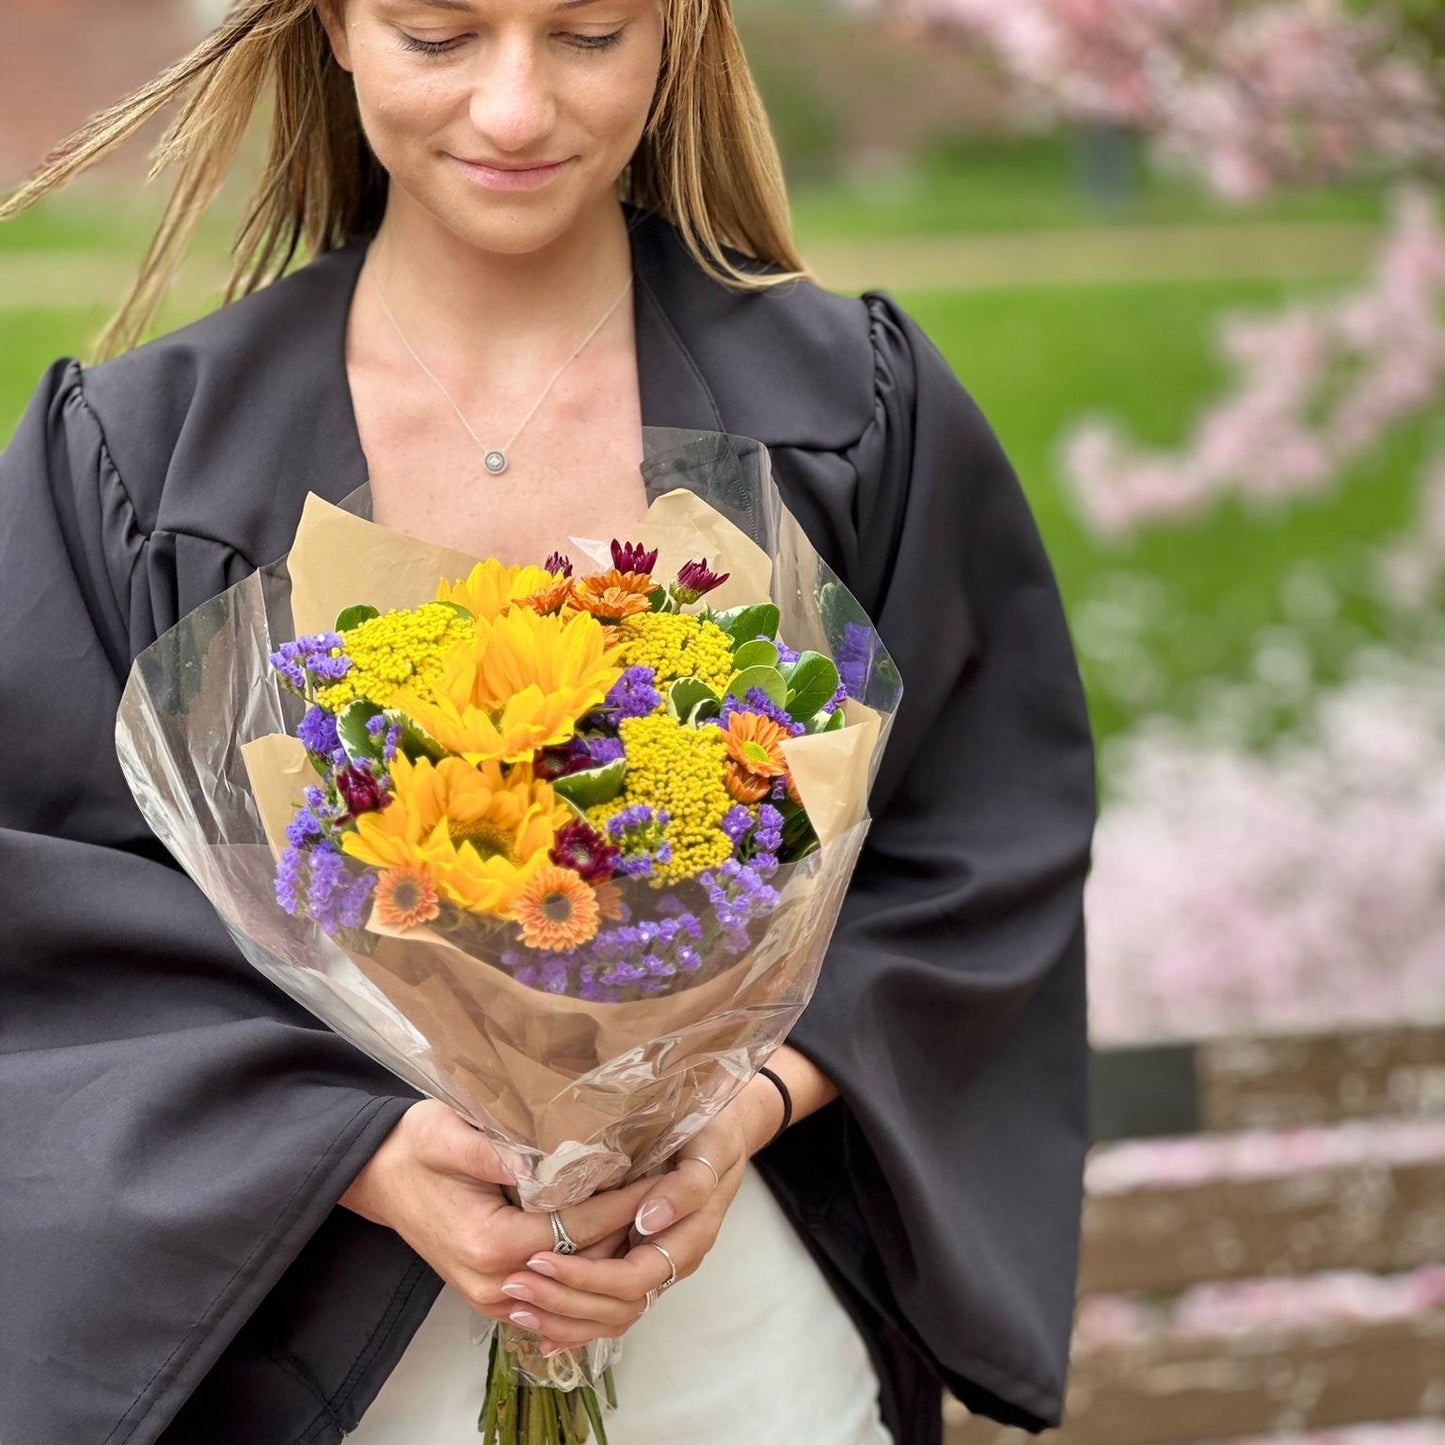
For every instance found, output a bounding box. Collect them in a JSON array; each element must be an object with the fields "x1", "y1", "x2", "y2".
[{"x1": 0, "y1": 203, "x2": 1097, "y2": 1445}]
